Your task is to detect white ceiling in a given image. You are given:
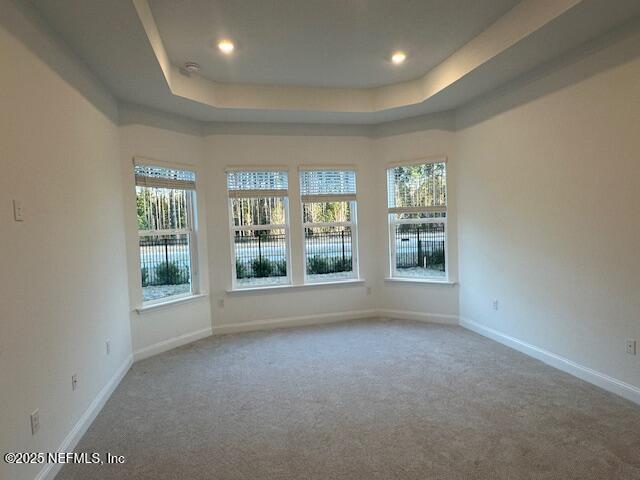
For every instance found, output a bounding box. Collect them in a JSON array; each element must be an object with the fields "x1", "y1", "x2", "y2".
[
  {"x1": 148, "y1": 0, "x2": 519, "y2": 88},
  {"x1": 29, "y1": 0, "x2": 640, "y2": 124}
]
